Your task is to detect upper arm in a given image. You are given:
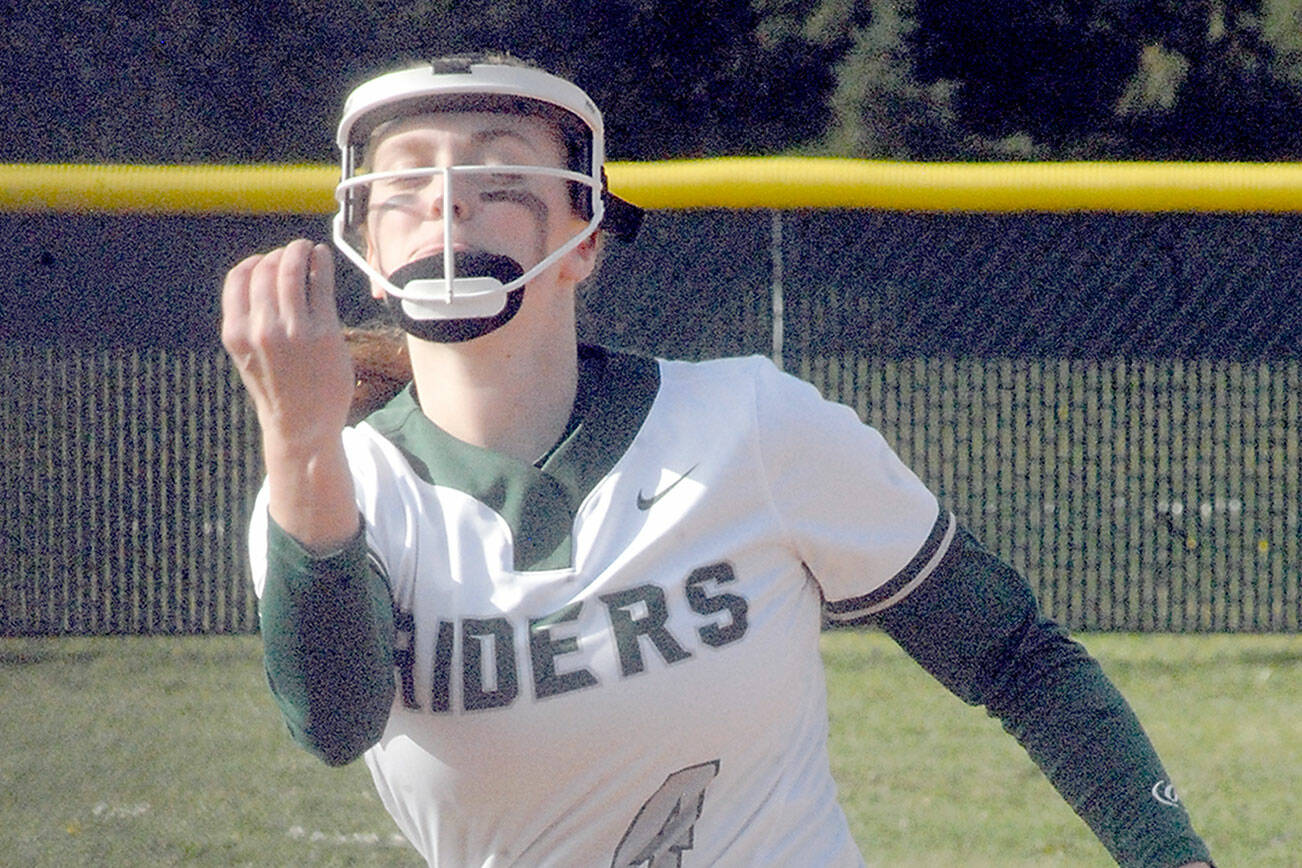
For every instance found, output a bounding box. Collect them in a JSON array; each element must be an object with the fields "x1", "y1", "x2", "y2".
[{"x1": 865, "y1": 524, "x2": 1049, "y2": 707}]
